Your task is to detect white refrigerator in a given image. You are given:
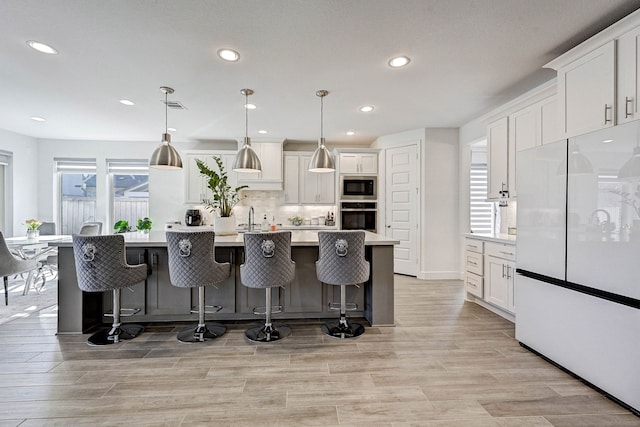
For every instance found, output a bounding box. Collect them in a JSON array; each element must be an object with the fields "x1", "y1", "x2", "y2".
[{"x1": 516, "y1": 120, "x2": 640, "y2": 414}]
